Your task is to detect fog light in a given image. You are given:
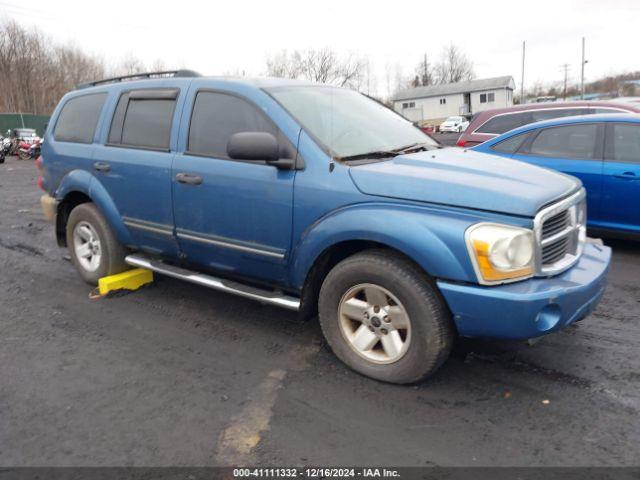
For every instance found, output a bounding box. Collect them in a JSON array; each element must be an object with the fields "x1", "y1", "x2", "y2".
[{"x1": 535, "y1": 304, "x2": 562, "y2": 332}]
